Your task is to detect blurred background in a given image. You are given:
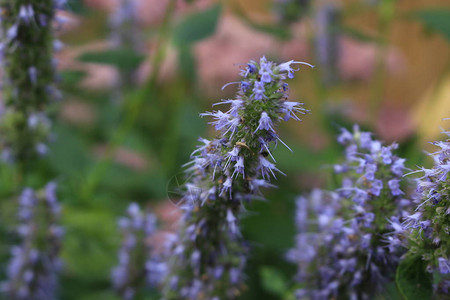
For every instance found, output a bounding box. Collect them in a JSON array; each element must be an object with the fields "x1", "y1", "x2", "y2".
[{"x1": 1, "y1": 0, "x2": 449, "y2": 299}]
